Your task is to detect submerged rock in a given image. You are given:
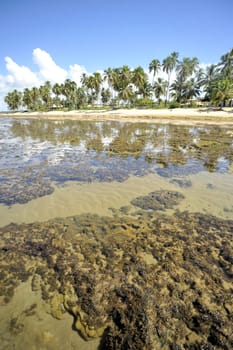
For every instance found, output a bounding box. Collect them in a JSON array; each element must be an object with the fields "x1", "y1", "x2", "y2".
[{"x1": 131, "y1": 190, "x2": 185, "y2": 211}]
